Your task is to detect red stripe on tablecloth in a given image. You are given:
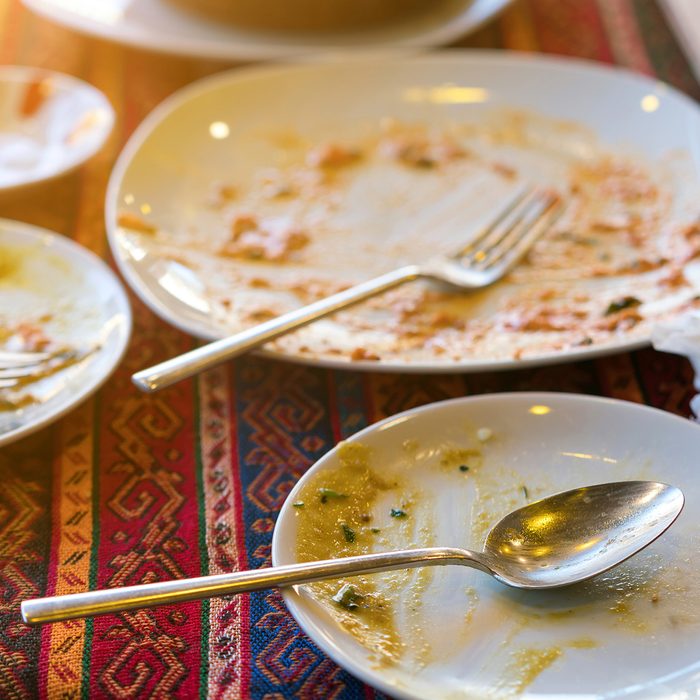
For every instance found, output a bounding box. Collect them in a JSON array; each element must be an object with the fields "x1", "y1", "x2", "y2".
[
  {"x1": 595, "y1": 0, "x2": 655, "y2": 75},
  {"x1": 197, "y1": 365, "x2": 252, "y2": 699},
  {"x1": 528, "y1": 0, "x2": 615, "y2": 62},
  {"x1": 364, "y1": 684, "x2": 377, "y2": 700},
  {"x1": 229, "y1": 370, "x2": 252, "y2": 698},
  {"x1": 37, "y1": 442, "x2": 63, "y2": 700},
  {"x1": 630, "y1": 0, "x2": 700, "y2": 99},
  {"x1": 87, "y1": 309, "x2": 203, "y2": 698},
  {"x1": 632, "y1": 349, "x2": 695, "y2": 418}
]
